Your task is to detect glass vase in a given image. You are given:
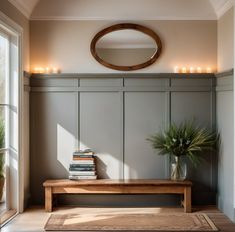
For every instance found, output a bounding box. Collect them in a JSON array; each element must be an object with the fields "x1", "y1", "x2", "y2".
[{"x1": 170, "y1": 156, "x2": 187, "y2": 181}]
